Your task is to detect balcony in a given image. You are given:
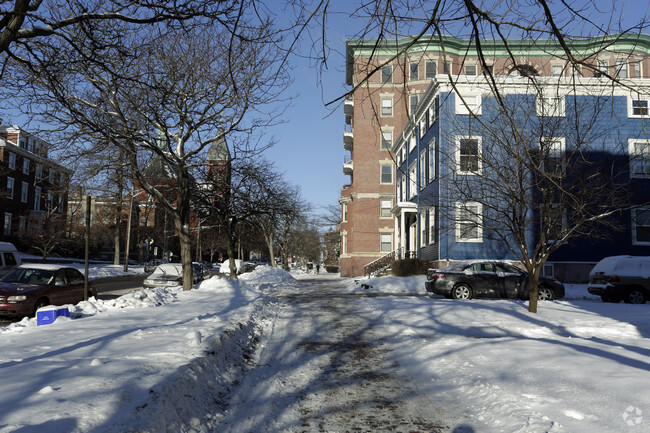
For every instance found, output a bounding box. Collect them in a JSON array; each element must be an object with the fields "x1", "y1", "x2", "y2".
[
  {"x1": 343, "y1": 130, "x2": 353, "y2": 151},
  {"x1": 343, "y1": 159, "x2": 353, "y2": 176},
  {"x1": 344, "y1": 97, "x2": 353, "y2": 124}
]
